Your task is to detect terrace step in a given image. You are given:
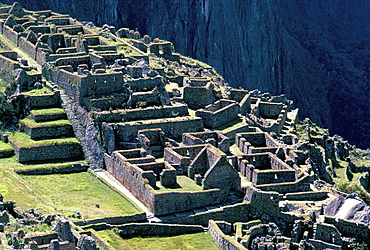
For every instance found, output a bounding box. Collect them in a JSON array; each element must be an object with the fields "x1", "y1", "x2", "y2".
[
  {"x1": 21, "y1": 90, "x2": 61, "y2": 109},
  {"x1": 20, "y1": 118, "x2": 74, "y2": 139},
  {"x1": 14, "y1": 160, "x2": 88, "y2": 175},
  {"x1": 29, "y1": 108, "x2": 67, "y2": 122},
  {"x1": 8, "y1": 132, "x2": 82, "y2": 163},
  {"x1": 0, "y1": 140, "x2": 14, "y2": 158}
]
